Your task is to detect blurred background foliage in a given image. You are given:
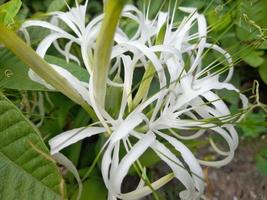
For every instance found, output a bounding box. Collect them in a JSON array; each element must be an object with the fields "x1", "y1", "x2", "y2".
[{"x1": 0, "y1": 0, "x2": 267, "y2": 198}]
